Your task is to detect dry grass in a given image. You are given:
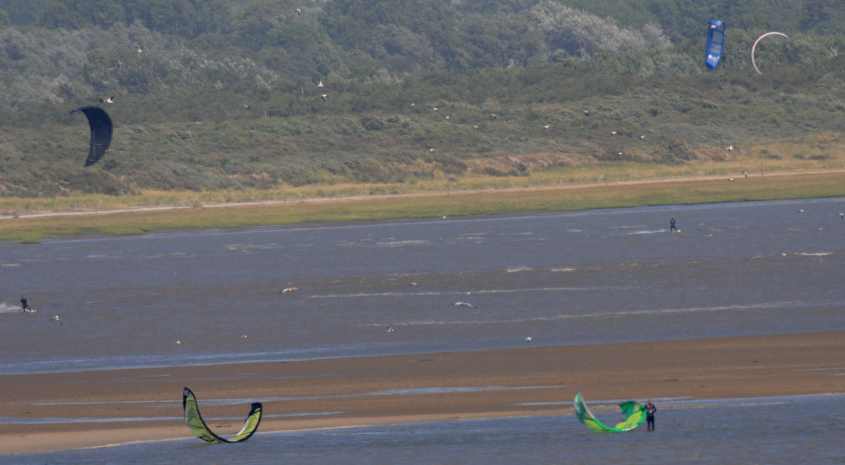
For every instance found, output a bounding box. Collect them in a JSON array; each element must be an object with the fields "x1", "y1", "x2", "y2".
[
  {"x1": 2, "y1": 170, "x2": 844, "y2": 242},
  {"x1": 3, "y1": 137, "x2": 845, "y2": 216}
]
